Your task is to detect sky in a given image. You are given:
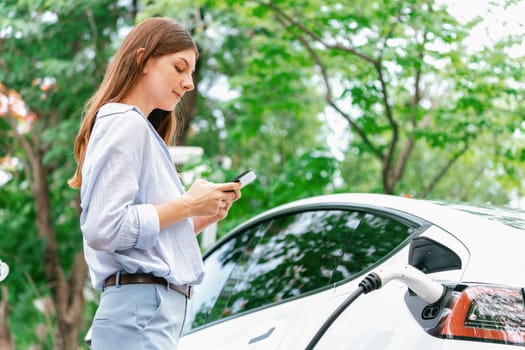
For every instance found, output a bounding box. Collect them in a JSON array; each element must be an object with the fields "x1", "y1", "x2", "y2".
[{"x1": 439, "y1": 0, "x2": 525, "y2": 53}]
